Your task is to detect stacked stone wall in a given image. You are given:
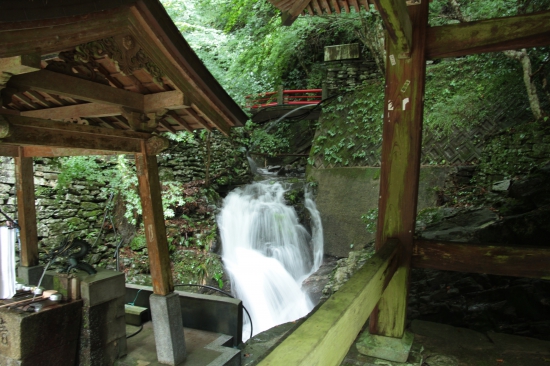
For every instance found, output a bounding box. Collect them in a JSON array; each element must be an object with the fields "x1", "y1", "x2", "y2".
[
  {"x1": 324, "y1": 59, "x2": 379, "y2": 97},
  {"x1": 0, "y1": 131, "x2": 250, "y2": 268}
]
